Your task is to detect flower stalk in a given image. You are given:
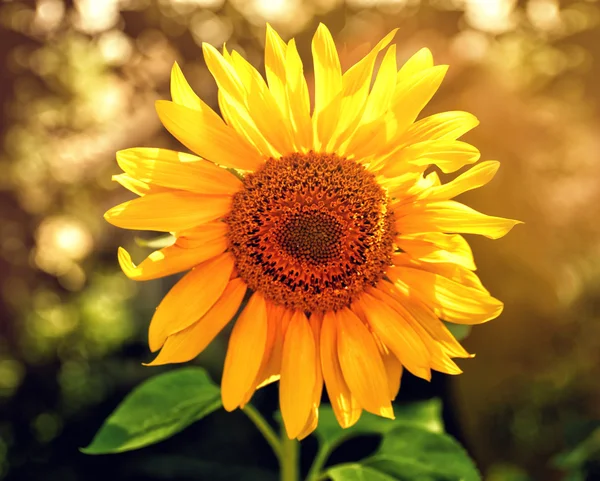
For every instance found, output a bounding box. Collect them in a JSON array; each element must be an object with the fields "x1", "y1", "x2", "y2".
[
  {"x1": 280, "y1": 429, "x2": 299, "y2": 481},
  {"x1": 242, "y1": 404, "x2": 282, "y2": 460}
]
